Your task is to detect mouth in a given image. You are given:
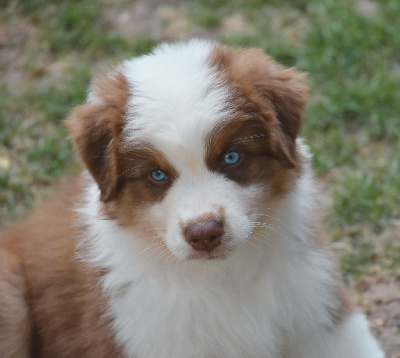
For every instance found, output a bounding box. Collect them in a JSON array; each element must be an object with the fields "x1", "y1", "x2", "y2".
[{"x1": 186, "y1": 244, "x2": 233, "y2": 261}]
